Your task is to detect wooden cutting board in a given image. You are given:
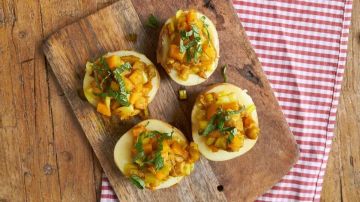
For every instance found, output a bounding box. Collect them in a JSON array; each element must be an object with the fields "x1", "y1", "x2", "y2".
[{"x1": 43, "y1": 0, "x2": 299, "y2": 201}]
